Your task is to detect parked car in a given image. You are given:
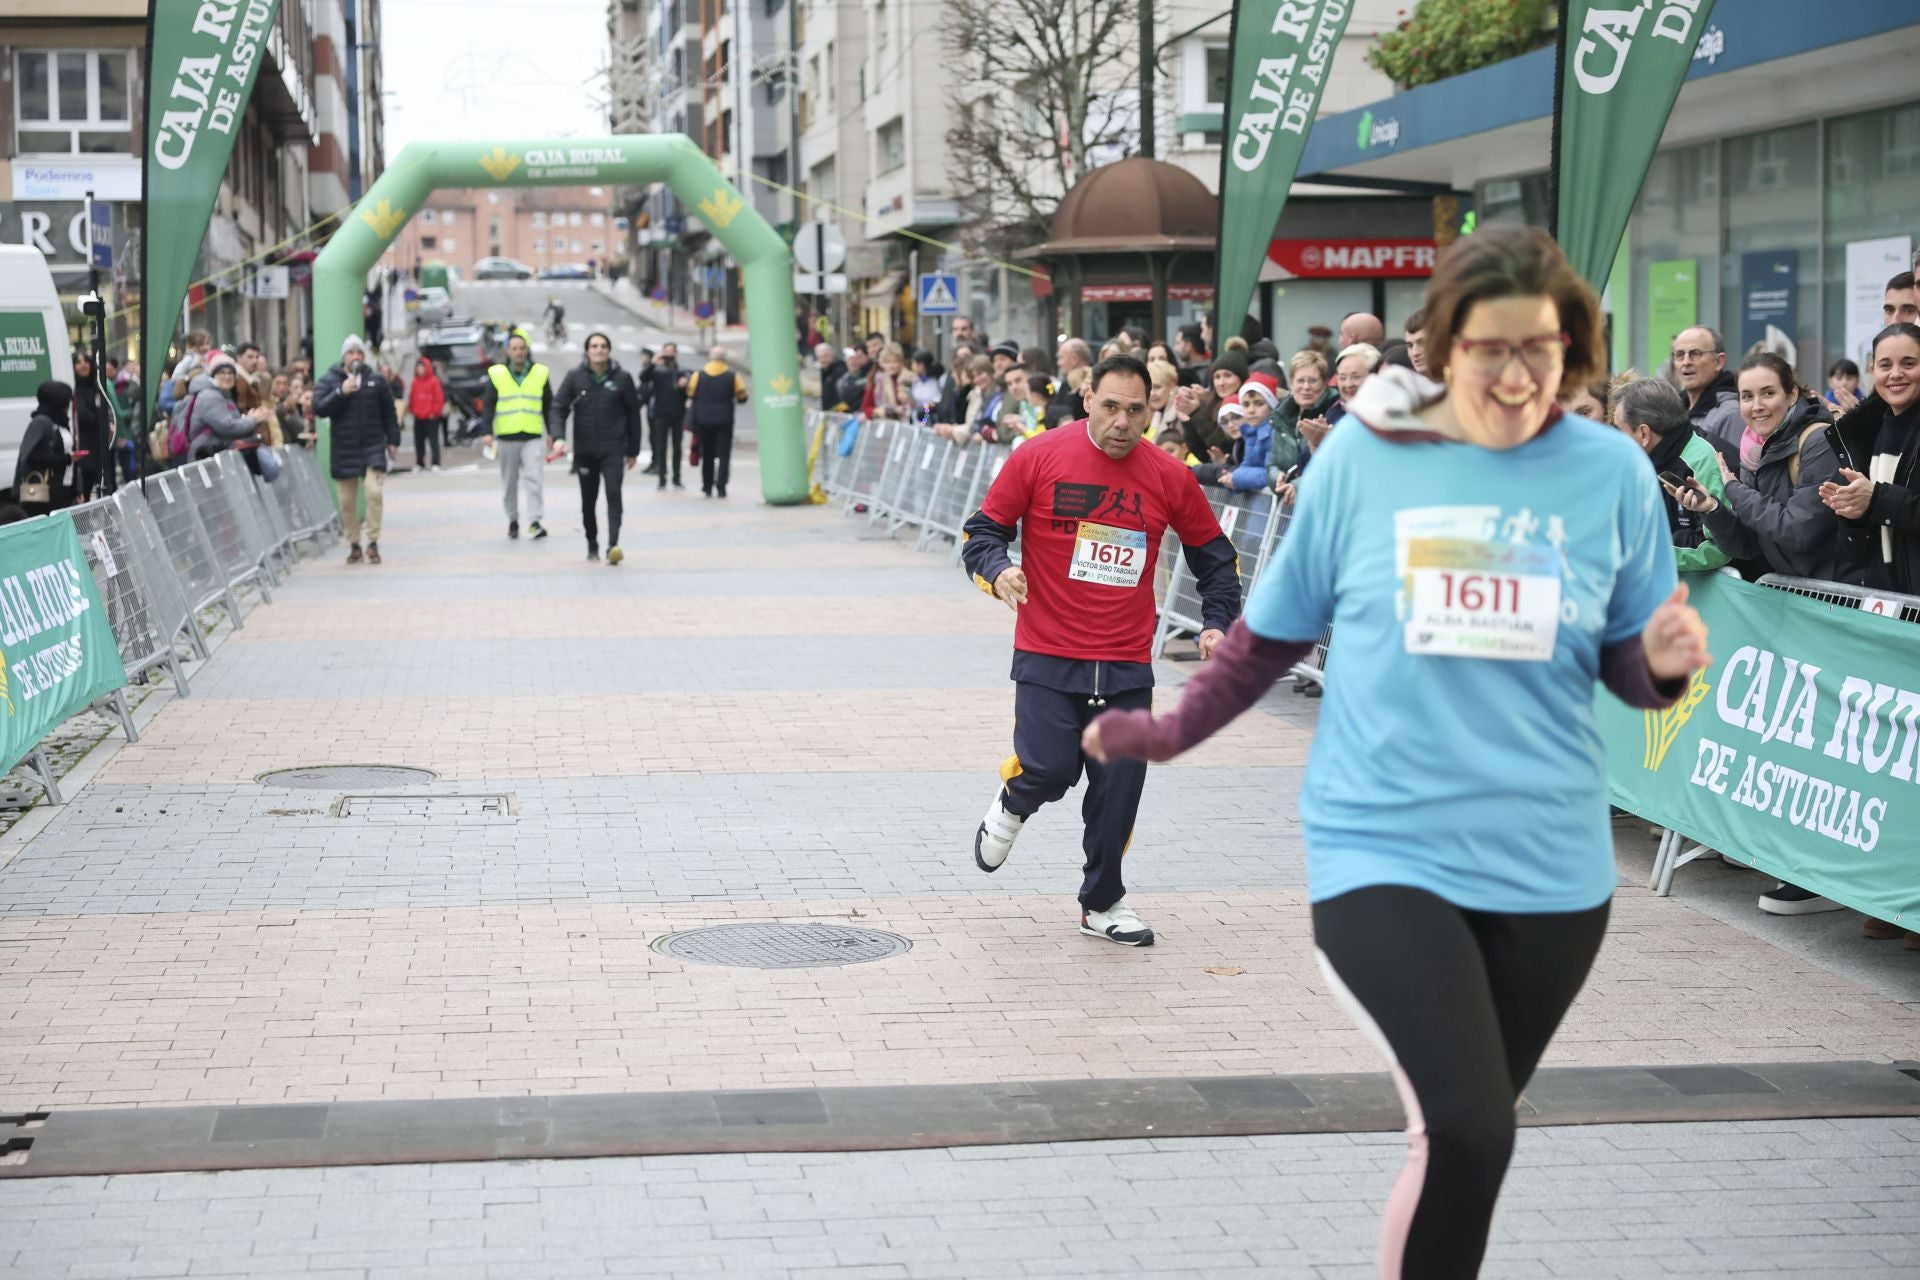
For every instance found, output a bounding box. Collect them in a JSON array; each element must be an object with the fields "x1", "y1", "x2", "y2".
[
  {"x1": 409, "y1": 285, "x2": 454, "y2": 328},
  {"x1": 416, "y1": 319, "x2": 510, "y2": 438},
  {"x1": 537, "y1": 263, "x2": 593, "y2": 281},
  {"x1": 473, "y1": 256, "x2": 534, "y2": 281}
]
